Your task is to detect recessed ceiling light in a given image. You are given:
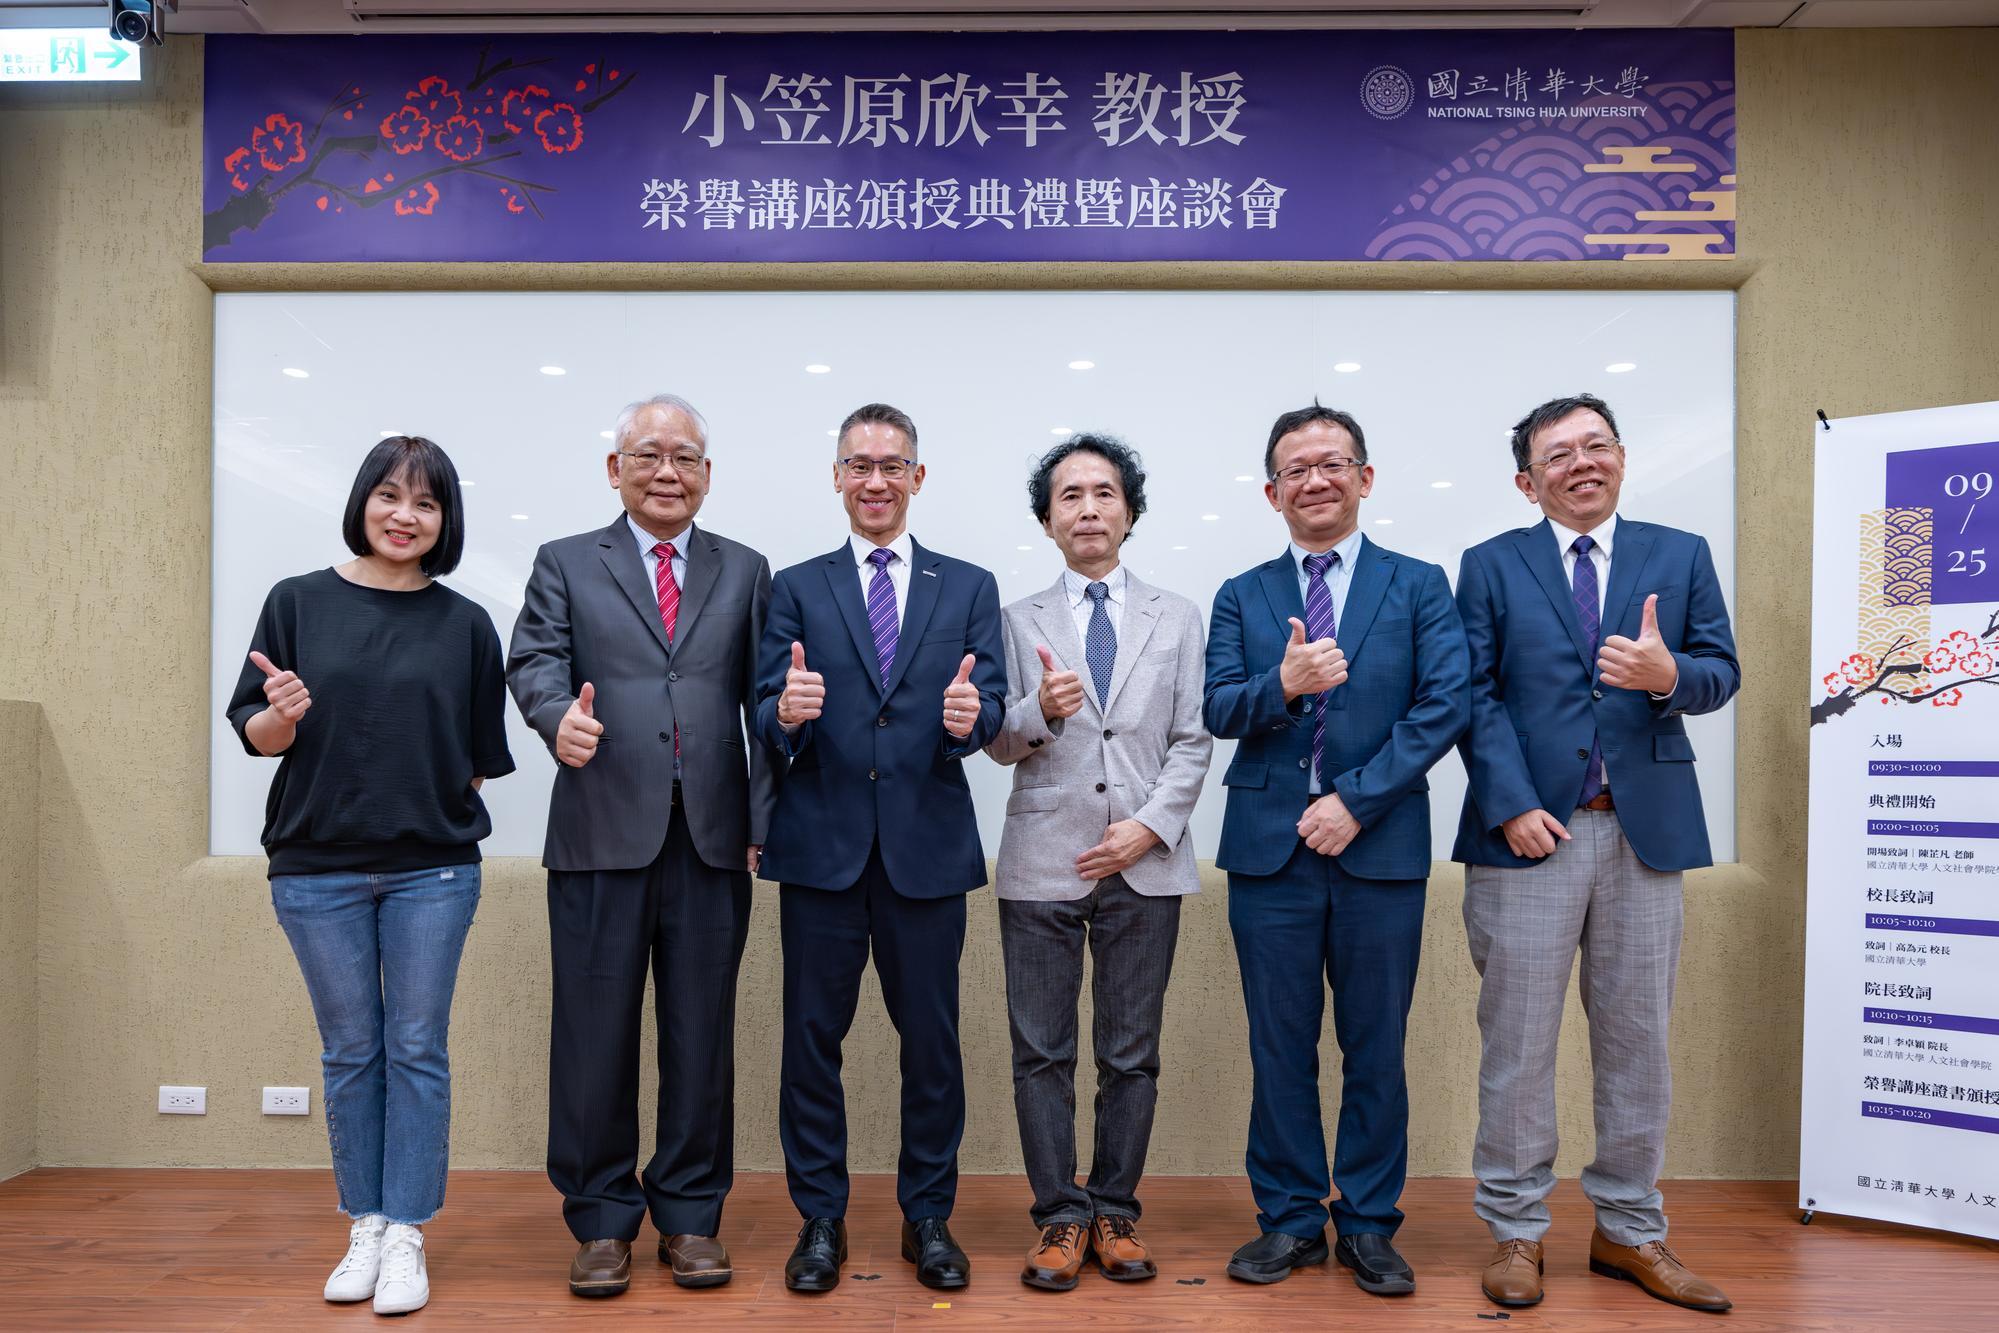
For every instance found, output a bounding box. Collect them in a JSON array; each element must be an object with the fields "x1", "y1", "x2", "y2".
[
  {"x1": 1605, "y1": 361, "x2": 1637, "y2": 373},
  {"x1": 1235, "y1": 474, "x2": 1254, "y2": 482},
  {"x1": 540, "y1": 365, "x2": 566, "y2": 376},
  {"x1": 1201, "y1": 513, "x2": 1220, "y2": 522},
  {"x1": 805, "y1": 363, "x2": 832, "y2": 374},
  {"x1": 1050, "y1": 426, "x2": 1072, "y2": 436},
  {"x1": 379, "y1": 430, "x2": 400, "y2": 438},
  {"x1": 281, "y1": 367, "x2": 309, "y2": 379},
  {"x1": 1374, "y1": 518, "x2": 1394, "y2": 525},
  {"x1": 461, "y1": 480, "x2": 476, "y2": 487},
  {"x1": 825, "y1": 428, "x2": 838, "y2": 436},
  {"x1": 510, "y1": 513, "x2": 530, "y2": 520},
  {"x1": 1068, "y1": 359, "x2": 1095, "y2": 371},
  {"x1": 1431, "y1": 480, "x2": 1453, "y2": 489},
  {"x1": 600, "y1": 430, "x2": 614, "y2": 439},
  {"x1": 1333, "y1": 361, "x2": 1362, "y2": 373},
  {"x1": 1172, "y1": 544, "x2": 1189, "y2": 551}
]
